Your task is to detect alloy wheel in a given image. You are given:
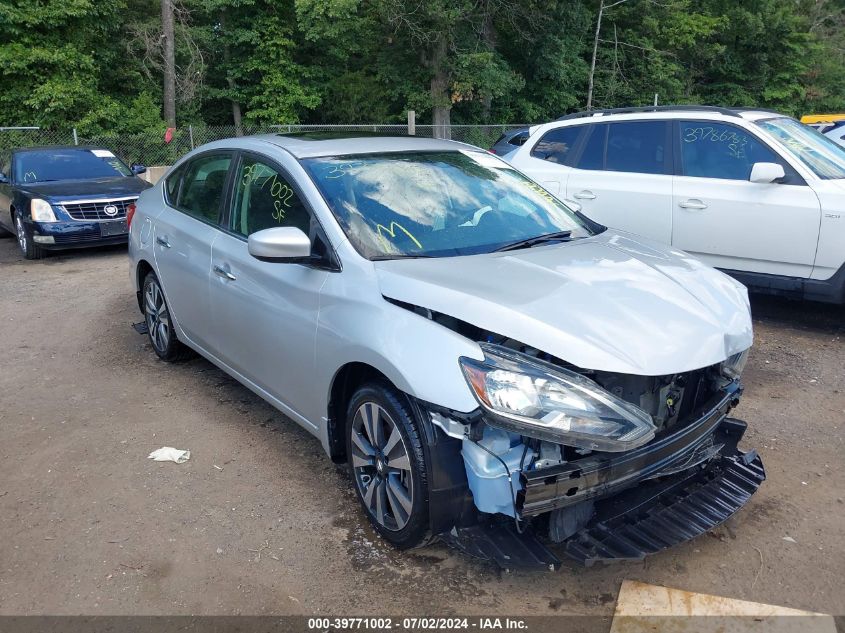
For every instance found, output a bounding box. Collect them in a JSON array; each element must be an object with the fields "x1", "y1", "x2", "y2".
[
  {"x1": 144, "y1": 278, "x2": 170, "y2": 354},
  {"x1": 350, "y1": 402, "x2": 414, "y2": 531}
]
